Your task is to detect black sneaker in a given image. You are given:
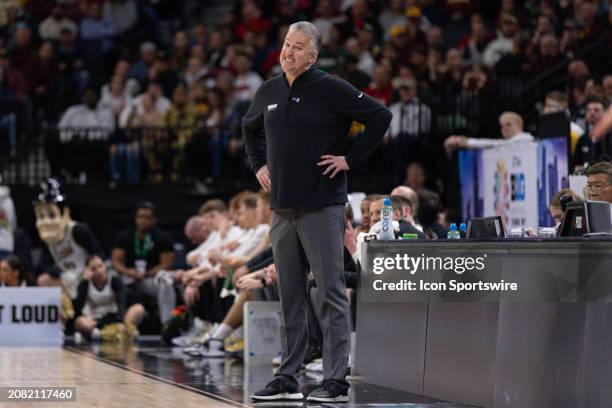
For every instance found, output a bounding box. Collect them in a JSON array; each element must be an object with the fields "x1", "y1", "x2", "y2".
[
  {"x1": 250, "y1": 377, "x2": 304, "y2": 401},
  {"x1": 306, "y1": 379, "x2": 349, "y2": 402}
]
